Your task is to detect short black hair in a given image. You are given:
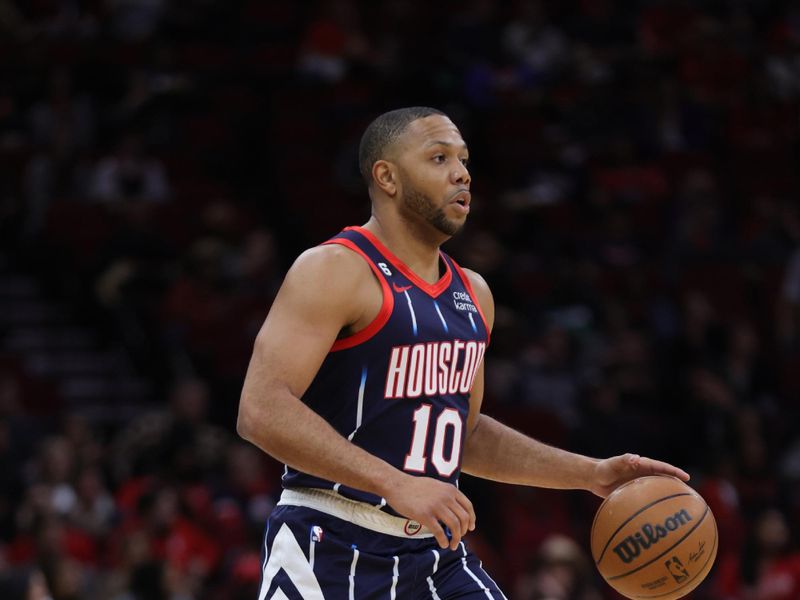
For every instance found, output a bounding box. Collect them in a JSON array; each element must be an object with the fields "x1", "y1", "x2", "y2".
[{"x1": 358, "y1": 106, "x2": 445, "y2": 187}]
